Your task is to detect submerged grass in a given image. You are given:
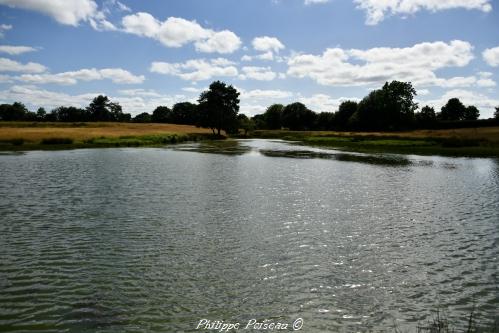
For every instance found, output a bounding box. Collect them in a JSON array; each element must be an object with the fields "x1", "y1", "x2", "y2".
[{"x1": 249, "y1": 128, "x2": 499, "y2": 157}]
